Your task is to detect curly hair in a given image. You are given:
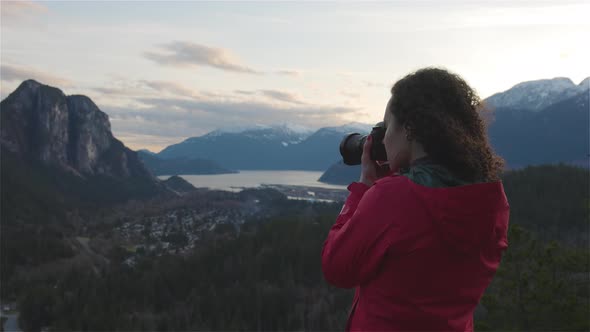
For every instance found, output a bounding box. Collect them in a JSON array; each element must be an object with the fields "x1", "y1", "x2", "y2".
[{"x1": 389, "y1": 67, "x2": 505, "y2": 182}]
